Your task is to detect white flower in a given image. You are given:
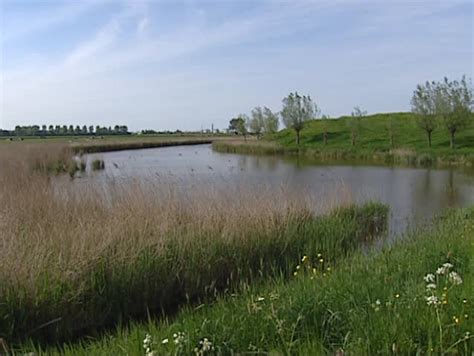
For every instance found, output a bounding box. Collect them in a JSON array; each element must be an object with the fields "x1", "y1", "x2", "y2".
[
  {"x1": 161, "y1": 338, "x2": 169, "y2": 344},
  {"x1": 426, "y1": 283, "x2": 437, "y2": 290},
  {"x1": 173, "y1": 331, "x2": 186, "y2": 346},
  {"x1": 448, "y1": 271, "x2": 462, "y2": 285},
  {"x1": 424, "y1": 273, "x2": 435, "y2": 283},
  {"x1": 375, "y1": 299, "x2": 381, "y2": 305},
  {"x1": 426, "y1": 295, "x2": 439, "y2": 306},
  {"x1": 199, "y1": 338, "x2": 214, "y2": 352},
  {"x1": 442, "y1": 263, "x2": 453, "y2": 269},
  {"x1": 436, "y1": 267, "x2": 446, "y2": 275},
  {"x1": 256, "y1": 297, "x2": 265, "y2": 302}
]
